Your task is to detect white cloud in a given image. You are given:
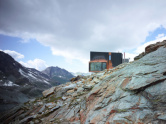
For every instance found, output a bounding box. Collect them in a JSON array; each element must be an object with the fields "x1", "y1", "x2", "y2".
[
  {"x1": 124, "y1": 53, "x2": 137, "y2": 61},
  {"x1": 2, "y1": 50, "x2": 24, "y2": 60},
  {"x1": 156, "y1": 33, "x2": 165, "y2": 39},
  {"x1": 0, "y1": 49, "x2": 47, "y2": 71},
  {"x1": 20, "y1": 59, "x2": 48, "y2": 71},
  {"x1": 126, "y1": 34, "x2": 166, "y2": 61},
  {"x1": 135, "y1": 35, "x2": 166, "y2": 54}
]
